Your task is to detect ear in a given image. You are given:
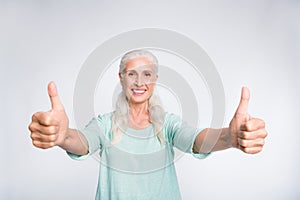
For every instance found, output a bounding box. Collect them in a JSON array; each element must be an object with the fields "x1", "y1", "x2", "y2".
[
  {"x1": 153, "y1": 74, "x2": 158, "y2": 83},
  {"x1": 119, "y1": 72, "x2": 124, "y2": 86}
]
